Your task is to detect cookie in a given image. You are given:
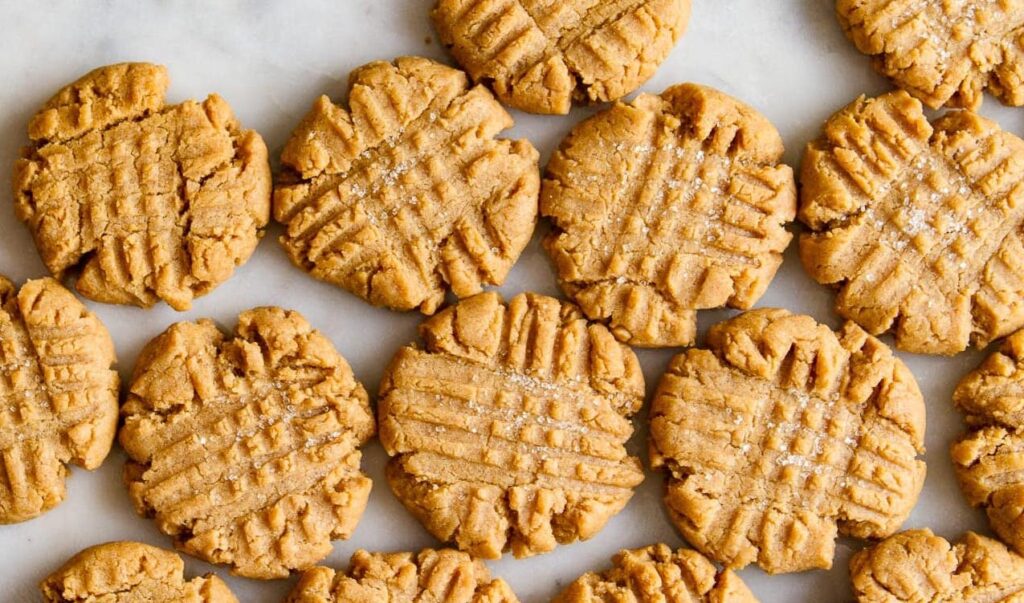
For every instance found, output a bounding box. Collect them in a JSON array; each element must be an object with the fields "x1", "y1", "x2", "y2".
[
  {"x1": 542, "y1": 83, "x2": 796, "y2": 347},
  {"x1": 849, "y1": 529, "x2": 1024, "y2": 602},
  {"x1": 286, "y1": 548, "x2": 519, "y2": 603},
  {"x1": 119, "y1": 307, "x2": 374, "y2": 579},
  {"x1": 951, "y1": 328, "x2": 1024, "y2": 555},
  {"x1": 432, "y1": 0, "x2": 691, "y2": 114},
  {"x1": 837, "y1": 0, "x2": 1024, "y2": 110},
  {"x1": 274, "y1": 57, "x2": 539, "y2": 314},
  {"x1": 378, "y1": 291, "x2": 645, "y2": 559},
  {"x1": 12, "y1": 63, "x2": 271, "y2": 310},
  {"x1": 800, "y1": 89, "x2": 1024, "y2": 355},
  {"x1": 552, "y1": 544, "x2": 758, "y2": 603},
  {"x1": 40, "y1": 541, "x2": 238, "y2": 603},
  {"x1": 649, "y1": 308, "x2": 927, "y2": 574},
  {"x1": 0, "y1": 276, "x2": 119, "y2": 523}
]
